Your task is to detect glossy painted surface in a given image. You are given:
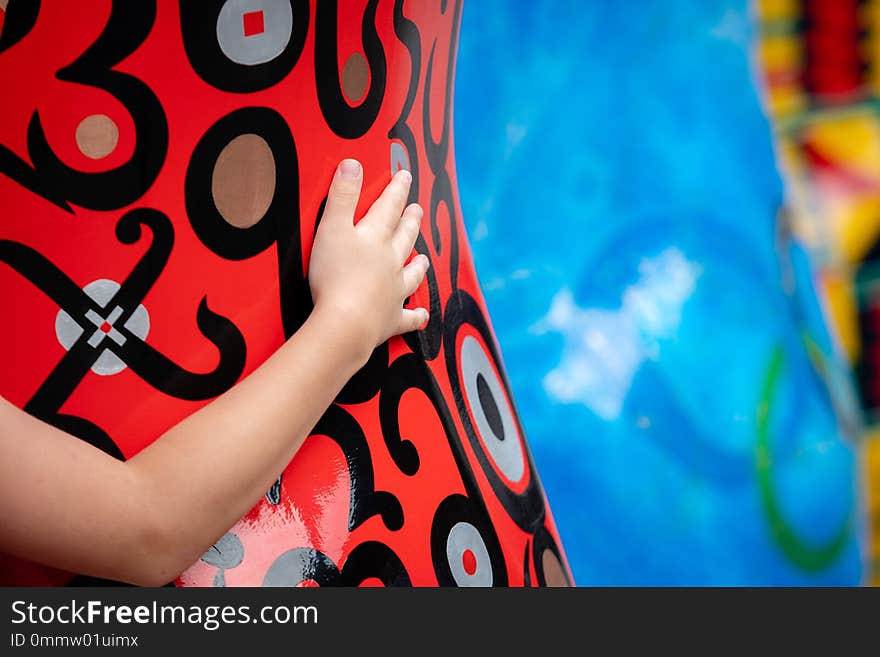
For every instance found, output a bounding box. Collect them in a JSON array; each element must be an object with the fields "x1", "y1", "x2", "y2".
[
  {"x1": 0, "y1": 0, "x2": 569, "y2": 586},
  {"x1": 455, "y1": 0, "x2": 864, "y2": 584}
]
